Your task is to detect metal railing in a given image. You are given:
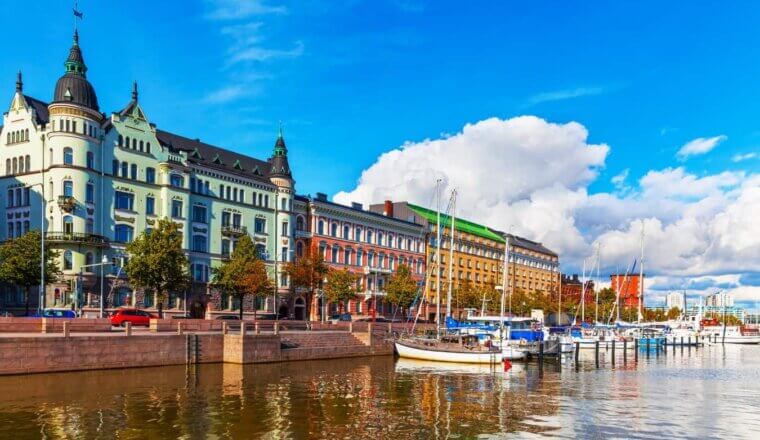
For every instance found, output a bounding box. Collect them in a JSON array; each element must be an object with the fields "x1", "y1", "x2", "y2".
[
  {"x1": 45, "y1": 232, "x2": 109, "y2": 246},
  {"x1": 221, "y1": 225, "x2": 248, "y2": 237}
]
